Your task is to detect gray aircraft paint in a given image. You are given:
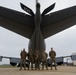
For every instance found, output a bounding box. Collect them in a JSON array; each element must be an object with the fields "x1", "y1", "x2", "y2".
[
  {"x1": 0, "y1": 0, "x2": 76, "y2": 65},
  {"x1": 20, "y1": 1, "x2": 55, "y2": 52},
  {"x1": 28, "y1": 3, "x2": 46, "y2": 52}
]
